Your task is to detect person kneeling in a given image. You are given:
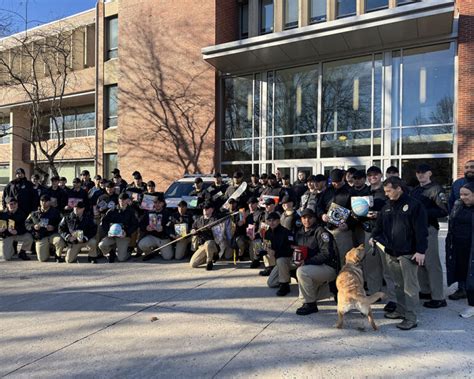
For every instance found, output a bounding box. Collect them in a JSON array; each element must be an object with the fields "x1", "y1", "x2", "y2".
[
  {"x1": 295, "y1": 209, "x2": 339, "y2": 315},
  {"x1": 59, "y1": 201, "x2": 98, "y2": 263},
  {"x1": 265, "y1": 212, "x2": 294, "y2": 296}
]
